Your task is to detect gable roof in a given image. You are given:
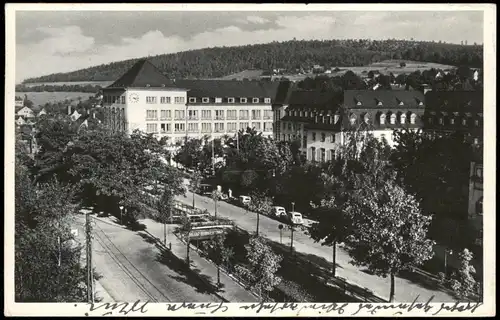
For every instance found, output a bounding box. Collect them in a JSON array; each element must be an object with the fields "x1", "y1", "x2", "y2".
[
  {"x1": 107, "y1": 59, "x2": 174, "y2": 88},
  {"x1": 173, "y1": 79, "x2": 280, "y2": 99},
  {"x1": 425, "y1": 90, "x2": 483, "y2": 110},
  {"x1": 287, "y1": 90, "x2": 343, "y2": 111},
  {"x1": 344, "y1": 90, "x2": 425, "y2": 108},
  {"x1": 274, "y1": 80, "x2": 297, "y2": 105}
]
